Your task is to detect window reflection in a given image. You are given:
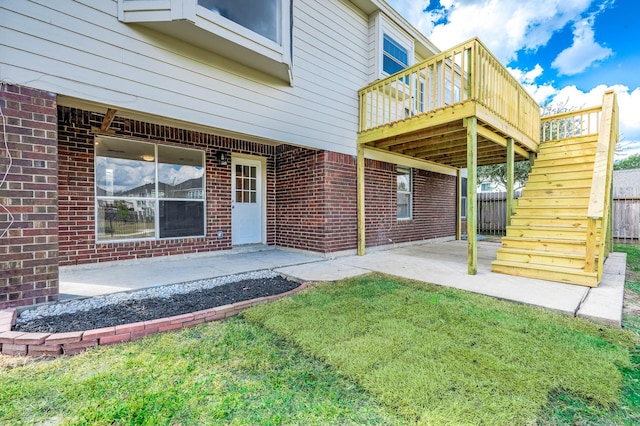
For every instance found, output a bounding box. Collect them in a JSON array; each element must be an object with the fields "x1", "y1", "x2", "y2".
[
  {"x1": 95, "y1": 137, "x2": 205, "y2": 242},
  {"x1": 198, "y1": 0, "x2": 280, "y2": 44}
]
